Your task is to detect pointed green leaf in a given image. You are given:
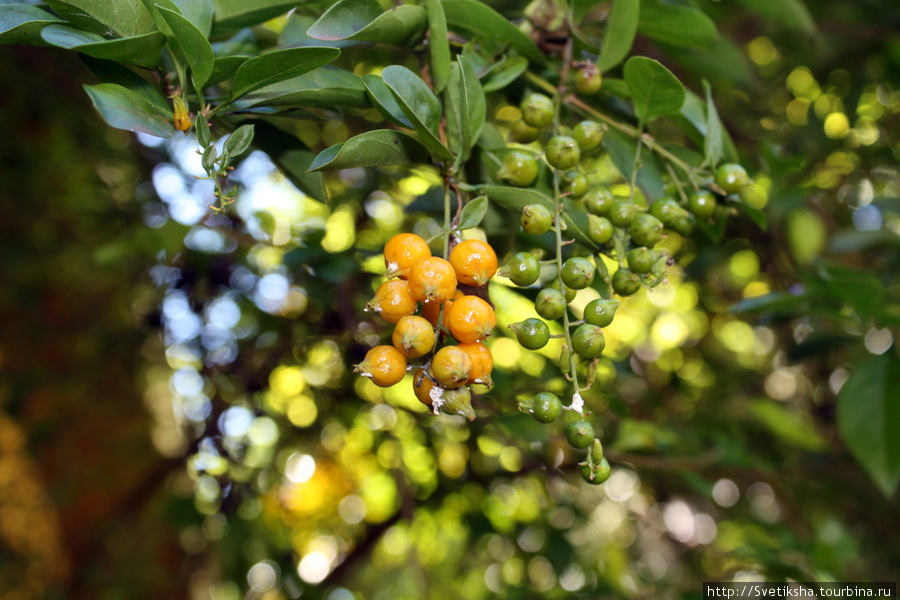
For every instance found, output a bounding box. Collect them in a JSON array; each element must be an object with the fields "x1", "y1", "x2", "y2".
[
  {"x1": 601, "y1": 129, "x2": 665, "y2": 200},
  {"x1": 211, "y1": 0, "x2": 297, "y2": 30},
  {"x1": 838, "y1": 353, "x2": 900, "y2": 497},
  {"x1": 597, "y1": 0, "x2": 639, "y2": 72},
  {"x1": 0, "y1": 4, "x2": 63, "y2": 45},
  {"x1": 230, "y1": 47, "x2": 341, "y2": 99},
  {"x1": 80, "y1": 55, "x2": 170, "y2": 111},
  {"x1": 307, "y1": 0, "x2": 426, "y2": 46},
  {"x1": 382, "y1": 65, "x2": 452, "y2": 161},
  {"x1": 457, "y1": 195, "x2": 488, "y2": 230},
  {"x1": 243, "y1": 67, "x2": 369, "y2": 110},
  {"x1": 308, "y1": 130, "x2": 431, "y2": 171},
  {"x1": 224, "y1": 124, "x2": 254, "y2": 158},
  {"x1": 45, "y1": 0, "x2": 155, "y2": 37},
  {"x1": 207, "y1": 55, "x2": 249, "y2": 87},
  {"x1": 446, "y1": 56, "x2": 485, "y2": 164},
  {"x1": 482, "y1": 55, "x2": 528, "y2": 92},
  {"x1": 703, "y1": 80, "x2": 724, "y2": 167},
  {"x1": 441, "y1": 0, "x2": 544, "y2": 63},
  {"x1": 363, "y1": 74, "x2": 413, "y2": 128},
  {"x1": 172, "y1": 0, "x2": 214, "y2": 36},
  {"x1": 748, "y1": 400, "x2": 825, "y2": 451},
  {"x1": 41, "y1": 25, "x2": 166, "y2": 68},
  {"x1": 638, "y1": 0, "x2": 718, "y2": 50},
  {"x1": 156, "y1": 5, "x2": 215, "y2": 87},
  {"x1": 195, "y1": 113, "x2": 211, "y2": 146},
  {"x1": 83, "y1": 83, "x2": 176, "y2": 138},
  {"x1": 425, "y1": 0, "x2": 451, "y2": 93},
  {"x1": 733, "y1": 0, "x2": 815, "y2": 34},
  {"x1": 624, "y1": 56, "x2": 685, "y2": 124}
]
